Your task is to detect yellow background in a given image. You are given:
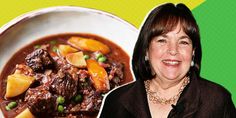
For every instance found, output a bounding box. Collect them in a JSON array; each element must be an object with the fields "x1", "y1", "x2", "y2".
[{"x1": 0, "y1": 0, "x2": 204, "y2": 28}]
